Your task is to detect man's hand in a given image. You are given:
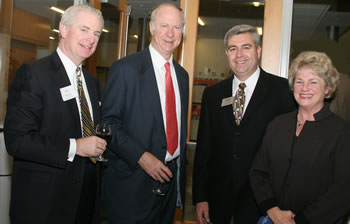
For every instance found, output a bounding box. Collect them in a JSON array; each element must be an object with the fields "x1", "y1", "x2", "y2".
[
  {"x1": 76, "y1": 136, "x2": 107, "y2": 157},
  {"x1": 267, "y1": 206, "x2": 295, "y2": 224},
  {"x1": 138, "y1": 152, "x2": 172, "y2": 183},
  {"x1": 196, "y1": 202, "x2": 210, "y2": 224}
]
